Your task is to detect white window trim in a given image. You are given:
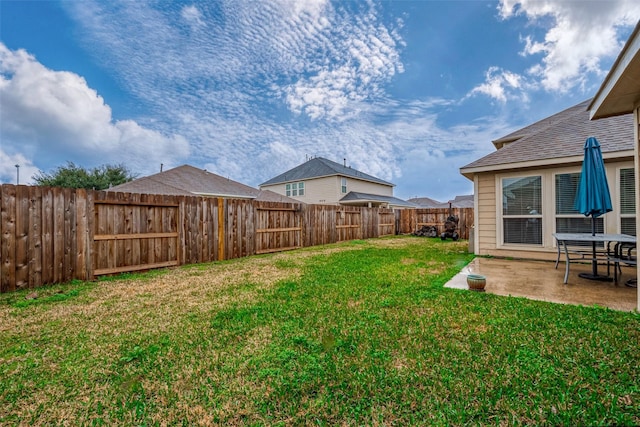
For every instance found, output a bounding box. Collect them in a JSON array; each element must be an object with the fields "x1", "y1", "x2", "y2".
[
  {"x1": 495, "y1": 164, "x2": 632, "y2": 252},
  {"x1": 616, "y1": 163, "x2": 635, "y2": 234},
  {"x1": 496, "y1": 172, "x2": 545, "y2": 249},
  {"x1": 285, "y1": 181, "x2": 305, "y2": 198}
]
